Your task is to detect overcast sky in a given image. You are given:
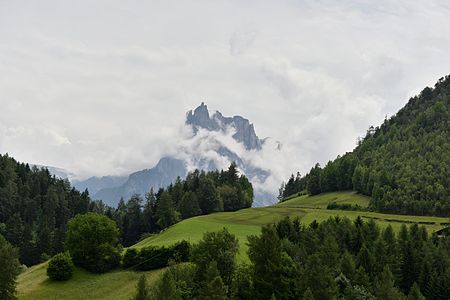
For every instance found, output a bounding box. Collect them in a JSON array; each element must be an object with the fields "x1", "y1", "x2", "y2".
[{"x1": 1, "y1": 0, "x2": 450, "y2": 180}]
